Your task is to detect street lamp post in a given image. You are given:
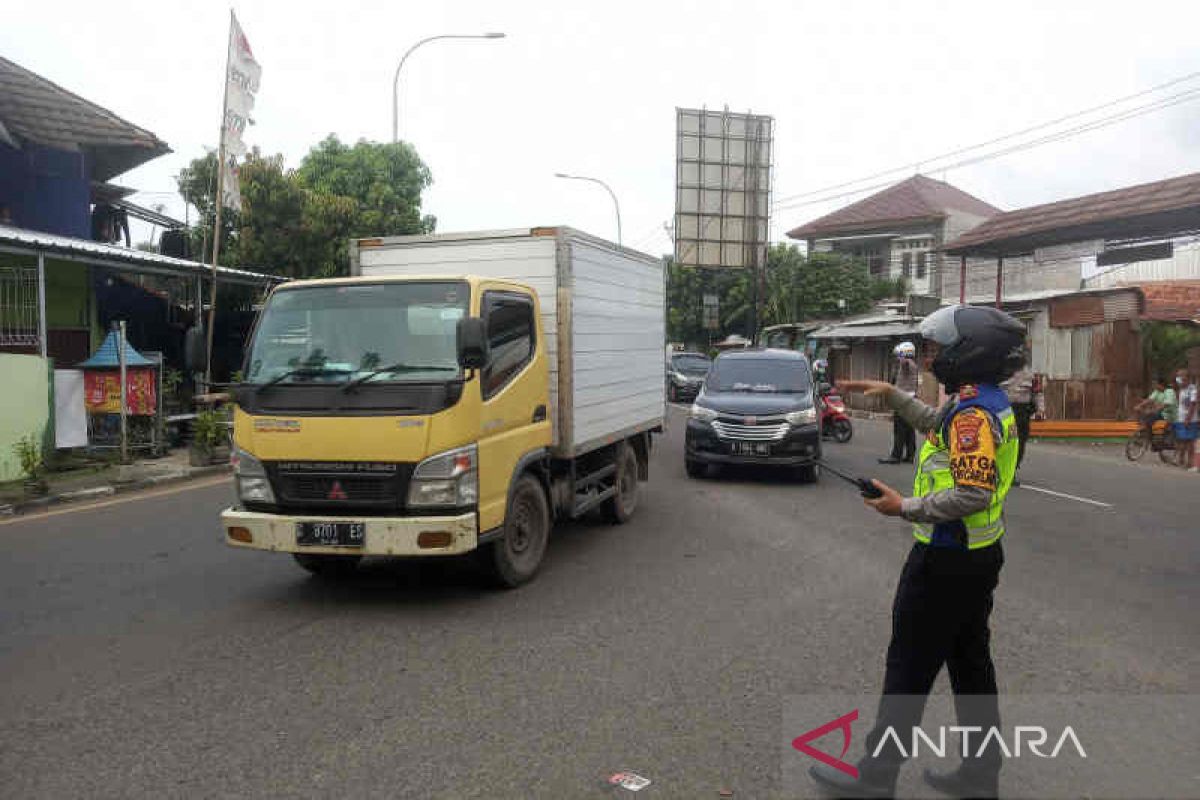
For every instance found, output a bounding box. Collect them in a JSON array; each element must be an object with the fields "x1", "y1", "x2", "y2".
[
  {"x1": 554, "y1": 172, "x2": 622, "y2": 246},
  {"x1": 392, "y1": 32, "x2": 505, "y2": 142}
]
